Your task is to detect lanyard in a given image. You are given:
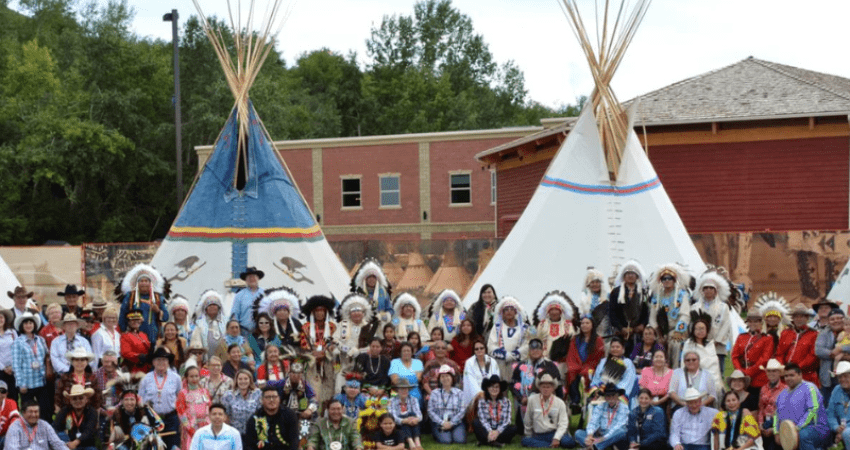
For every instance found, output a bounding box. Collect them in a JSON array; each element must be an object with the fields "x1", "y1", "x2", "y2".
[
  {"x1": 607, "y1": 405, "x2": 618, "y2": 428},
  {"x1": 488, "y1": 400, "x2": 501, "y2": 423},
  {"x1": 30, "y1": 339, "x2": 39, "y2": 357},
  {"x1": 71, "y1": 411, "x2": 84, "y2": 429},
  {"x1": 154, "y1": 372, "x2": 168, "y2": 391},
  {"x1": 24, "y1": 424, "x2": 37, "y2": 443},
  {"x1": 541, "y1": 396, "x2": 554, "y2": 417}
]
